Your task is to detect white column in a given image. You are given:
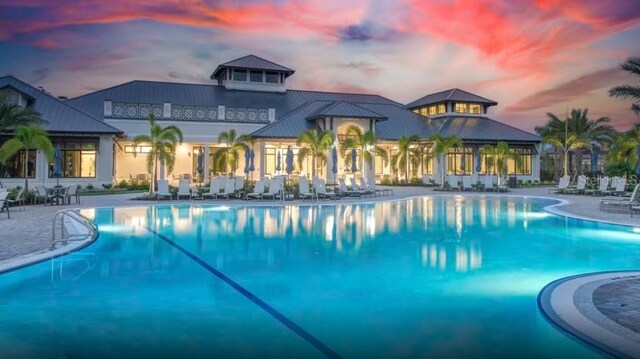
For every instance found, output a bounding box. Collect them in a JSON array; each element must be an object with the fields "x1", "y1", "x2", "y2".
[
  {"x1": 203, "y1": 143, "x2": 210, "y2": 184},
  {"x1": 259, "y1": 140, "x2": 266, "y2": 179},
  {"x1": 97, "y1": 135, "x2": 114, "y2": 184}
]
